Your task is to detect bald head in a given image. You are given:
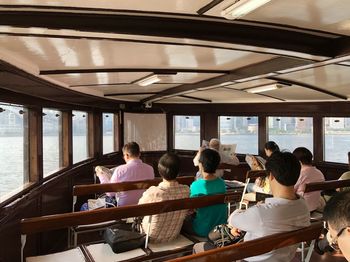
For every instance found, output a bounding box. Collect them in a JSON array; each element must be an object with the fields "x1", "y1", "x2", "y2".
[{"x1": 209, "y1": 138, "x2": 221, "y2": 151}]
